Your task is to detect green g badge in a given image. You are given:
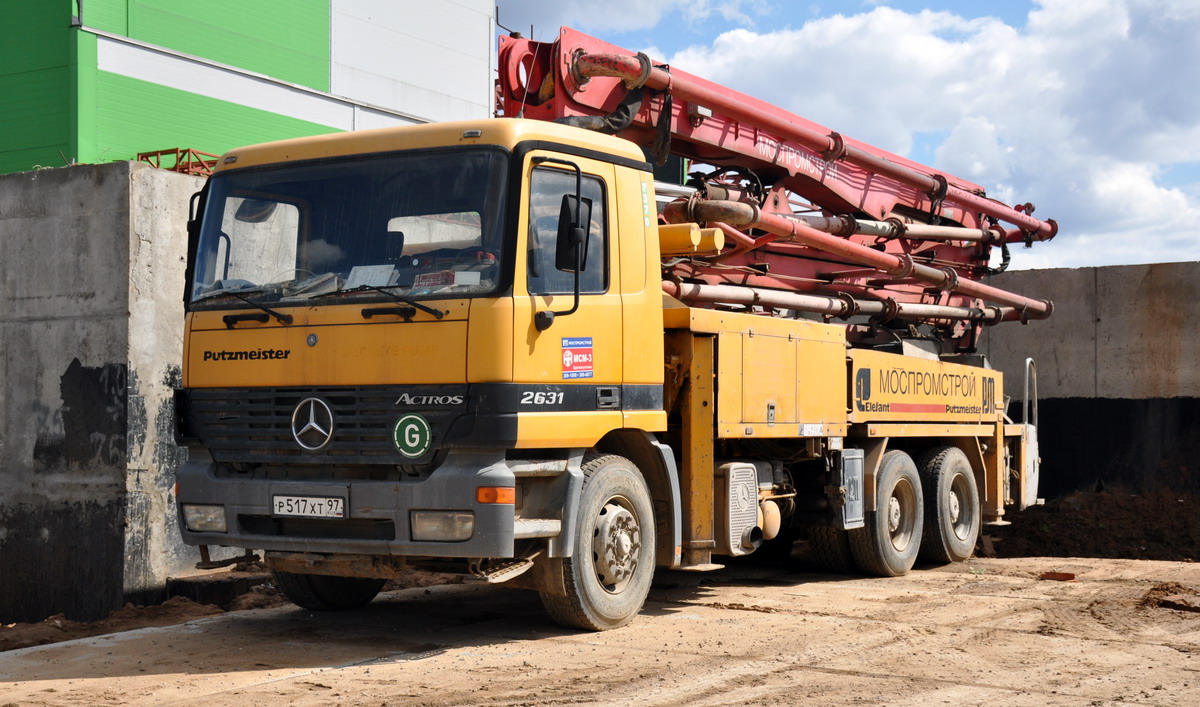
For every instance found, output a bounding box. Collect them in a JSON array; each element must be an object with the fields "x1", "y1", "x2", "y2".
[{"x1": 393, "y1": 414, "x2": 432, "y2": 458}]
